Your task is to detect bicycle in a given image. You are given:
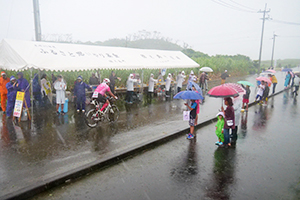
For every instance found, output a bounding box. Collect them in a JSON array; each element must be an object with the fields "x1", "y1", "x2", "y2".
[{"x1": 85, "y1": 97, "x2": 120, "y2": 128}]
